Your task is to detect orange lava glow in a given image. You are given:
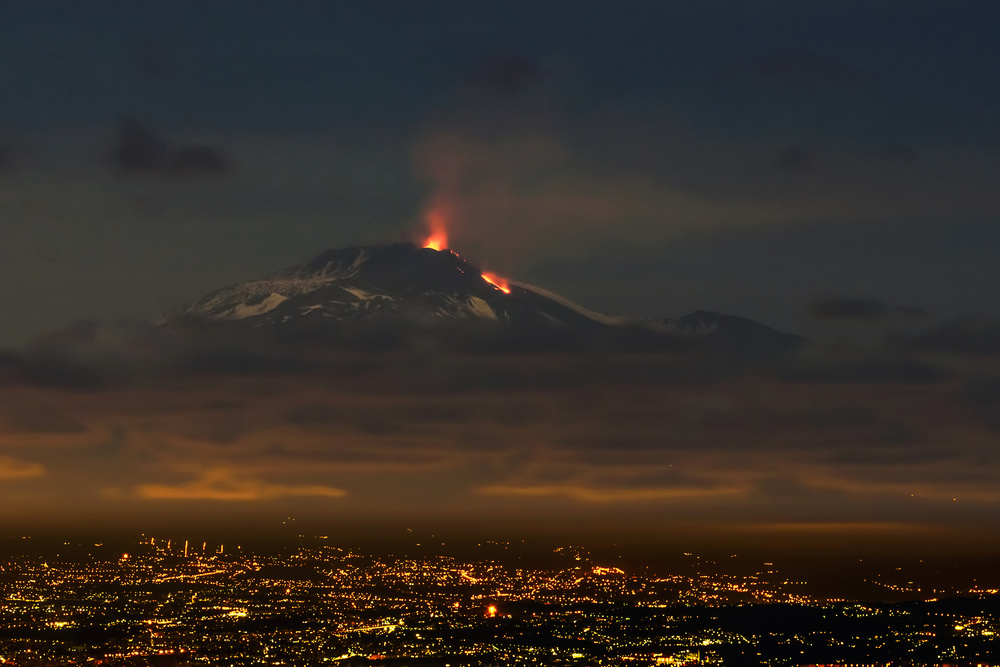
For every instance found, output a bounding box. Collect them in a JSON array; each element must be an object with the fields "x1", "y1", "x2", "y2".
[
  {"x1": 422, "y1": 207, "x2": 448, "y2": 250},
  {"x1": 481, "y1": 272, "x2": 510, "y2": 293},
  {"x1": 423, "y1": 233, "x2": 446, "y2": 251}
]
